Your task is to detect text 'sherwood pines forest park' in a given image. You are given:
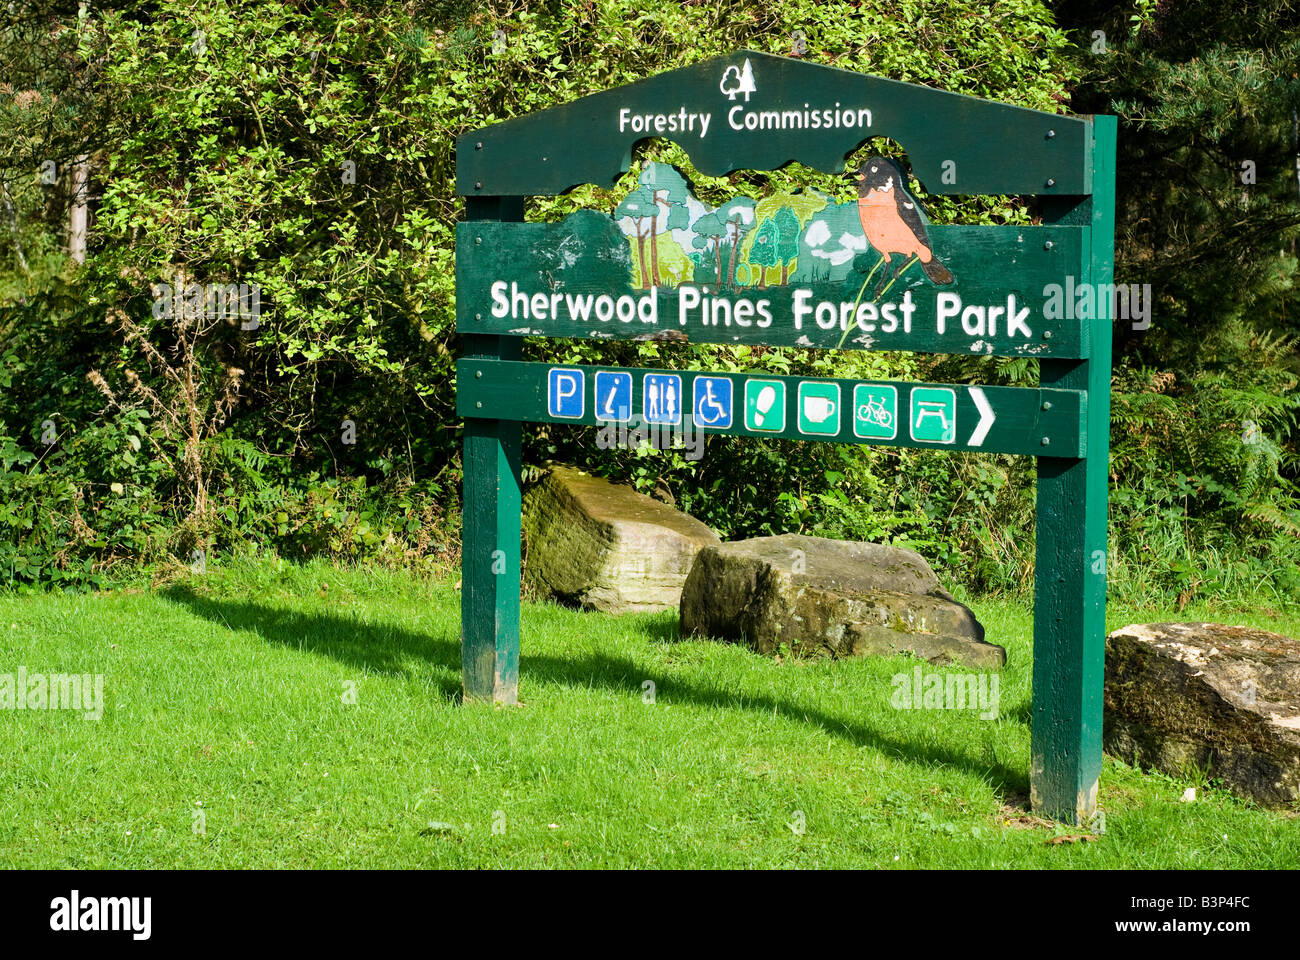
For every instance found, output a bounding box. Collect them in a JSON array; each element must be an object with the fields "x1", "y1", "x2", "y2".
[{"x1": 457, "y1": 52, "x2": 1114, "y2": 824}]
